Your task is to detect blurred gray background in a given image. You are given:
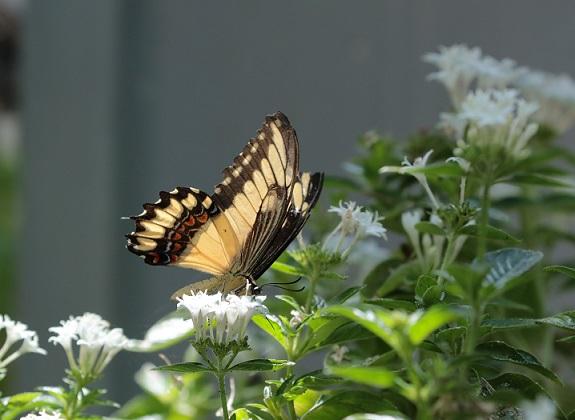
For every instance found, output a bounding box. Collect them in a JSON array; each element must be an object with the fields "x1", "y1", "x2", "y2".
[{"x1": 2, "y1": 0, "x2": 574, "y2": 403}]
